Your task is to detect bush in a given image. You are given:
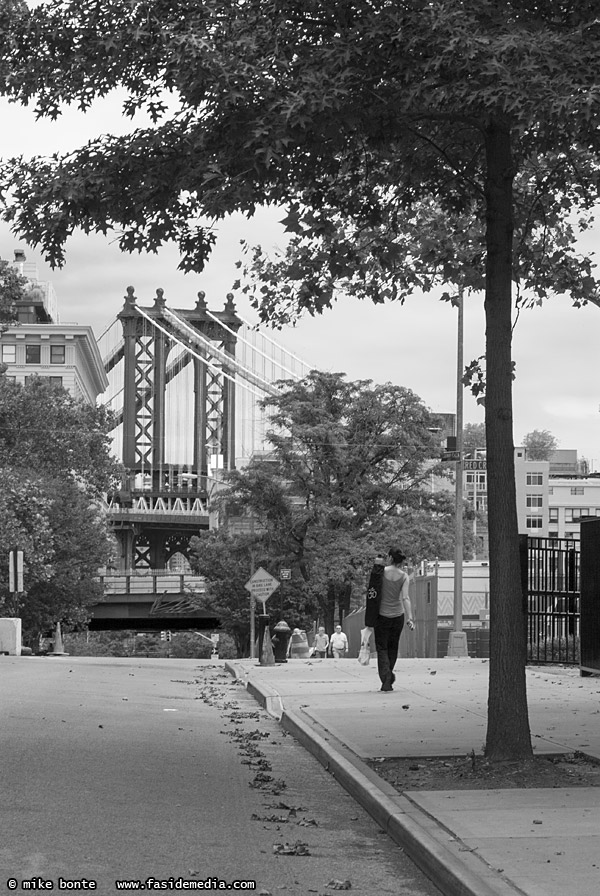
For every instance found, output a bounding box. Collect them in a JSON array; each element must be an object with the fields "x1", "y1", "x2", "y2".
[
  {"x1": 63, "y1": 630, "x2": 237, "y2": 658},
  {"x1": 527, "y1": 635, "x2": 580, "y2": 665}
]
